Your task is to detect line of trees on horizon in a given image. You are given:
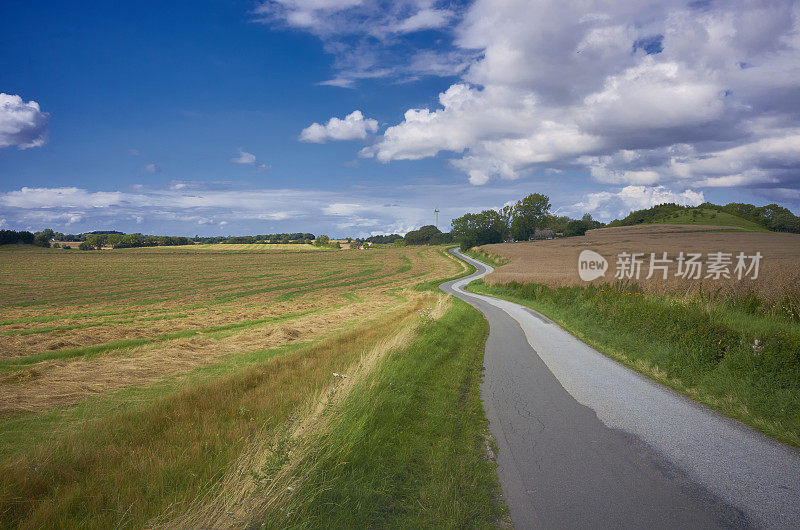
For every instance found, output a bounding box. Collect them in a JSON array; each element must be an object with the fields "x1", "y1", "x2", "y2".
[
  {"x1": 450, "y1": 193, "x2": 604, "y2": 250},
  {"x1": 3, "y1": 198, "x2": 798, "y2": 252},
  {"x1": 198, "y1": 233, "x2": 317, "y2": 245}
]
